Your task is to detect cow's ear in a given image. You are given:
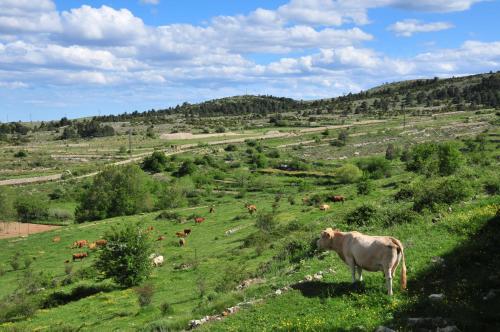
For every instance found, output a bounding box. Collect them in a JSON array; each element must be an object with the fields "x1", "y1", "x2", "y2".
[{"x1": 321, "y1": 230, "x2": 331, "y2": 239}]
